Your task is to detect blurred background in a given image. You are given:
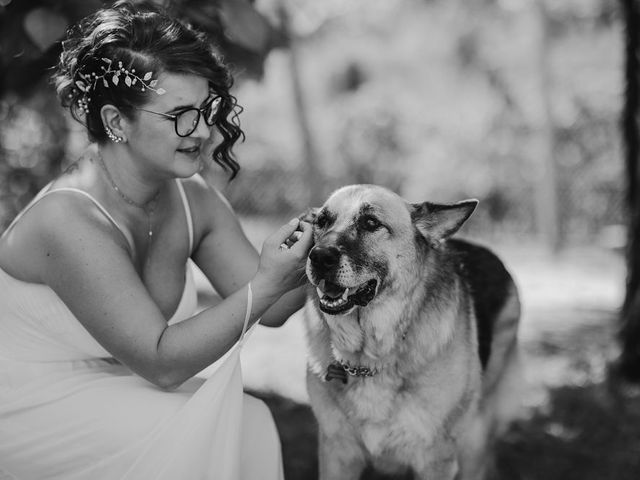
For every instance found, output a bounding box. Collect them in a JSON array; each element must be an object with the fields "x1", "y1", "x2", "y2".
[{"x1": 1, "y1": 0, "x2": 638, "y2": 479}]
